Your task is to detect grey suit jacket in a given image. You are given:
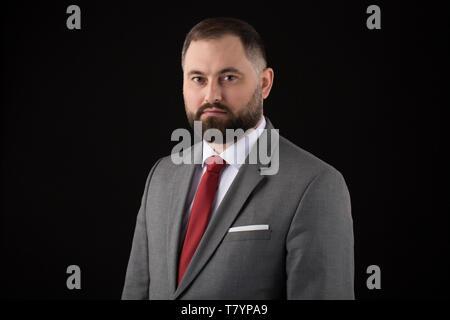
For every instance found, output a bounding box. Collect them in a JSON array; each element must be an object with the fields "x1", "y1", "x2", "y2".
[{"x1": 122, "y1": 118, "x2": 354, "y2": 300}]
